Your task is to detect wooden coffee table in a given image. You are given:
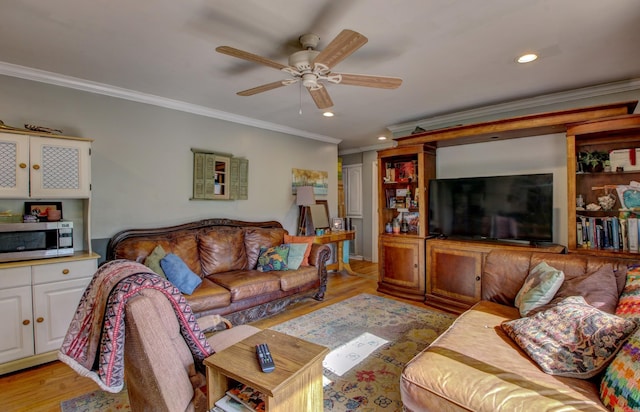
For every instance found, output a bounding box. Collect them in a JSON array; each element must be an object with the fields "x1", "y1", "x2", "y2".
[{"x1": 204, "y1": 329, "x2": 329, "y2": 412}]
